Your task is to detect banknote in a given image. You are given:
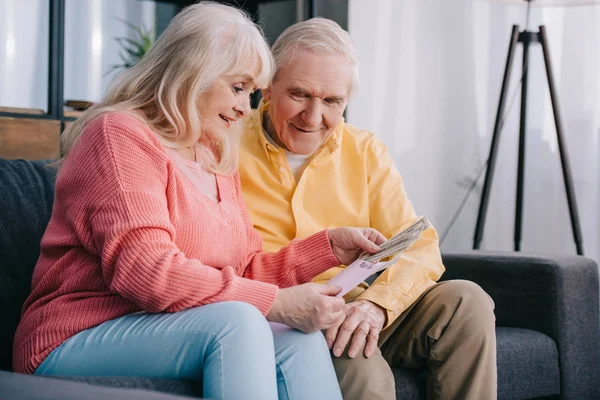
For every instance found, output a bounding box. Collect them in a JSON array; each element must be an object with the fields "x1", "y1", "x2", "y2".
[
  {"x1": 327, "y1": 217, "x2": 430, "y2": 297},
  {"x1": 359, "y1": 217, "x2": 429, "y2": 263}
]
